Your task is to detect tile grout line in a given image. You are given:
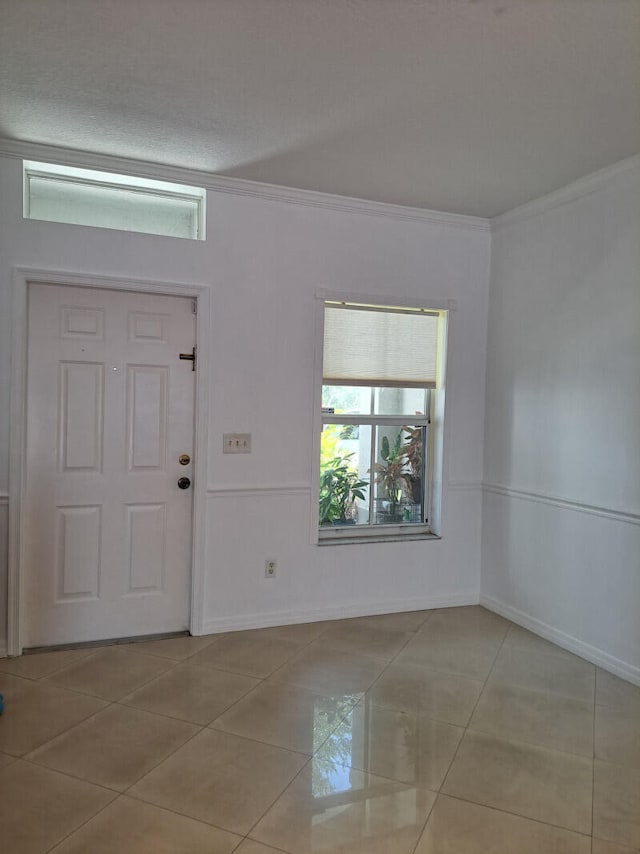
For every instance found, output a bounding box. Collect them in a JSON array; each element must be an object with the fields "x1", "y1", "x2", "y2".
[
  {"x1": 7, "y1": 674, "x2": 209, "y2": 851},
  {"x1": 19, "y1": 750, "x2": 130, "y2": 794},
  {"x1": 433, "y1": 619, "x2": 600, "y2": 844},
  {"x1": 42, "y1": 789, "x2": 120, "y2": 854},
  {"x1": 0, "y1": 646, "x2": 97, "y2": 682},
  {"x1": 404, "y1": 610, "x2": 512, "y2": 854},
  {"x1": 441, "y1": 792, "x2": 595, "y2": 842},
  {"x1": 461, "y1": 687, "x2": 598, "y2": 761},
  {"x1": 11, "y1": 646, "x2": 222, "y2": 833},
  {"x1": 202, "y1": 624, "x2": 334, "y2": 684},
  {"x1": 122, "y1": 785, "x2": 250, "y2": 839},
  {"x1": 13, "y1": 645, "x2": 214, "y2": 765},
  {"x1": 6, "y1": 609, "x2": 616, "y2": 852},
  {"x1": 437, "y1": 620, "x2": 511, "y2": 796},
  {"x1": 197, "y1": 618, "x2": 441, "y2": 802},
  {"x1": 404, "y1": 622, "x2": 511, "y2": 854},
  {"x1": 27, "y1": 621, "x2": 404, "y2": 793},
  {"x1": 115, "y1": 659, "x2": 262, "y2": 725},
  {"x1": 112, "y1": 626, "x2": 366, "y2": 846},
  {"x1": 17, "y1": 701, "x2": 209, "y2": 796},
  {"x1": 238, "y1": 611, "x2": 436, "y2": 852},
  {"x1": 235, "y1": 752, "x2": 313, "y2": 850},
  {"x1": 34, "y1": 646, "x2": 187, "y2": 702},
  {"x1": 239, "y1": 658, "x2": 398, "y2": 847},
  {"x1": 22, "y1": 699, "x2": 117, "y2": 763}
]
